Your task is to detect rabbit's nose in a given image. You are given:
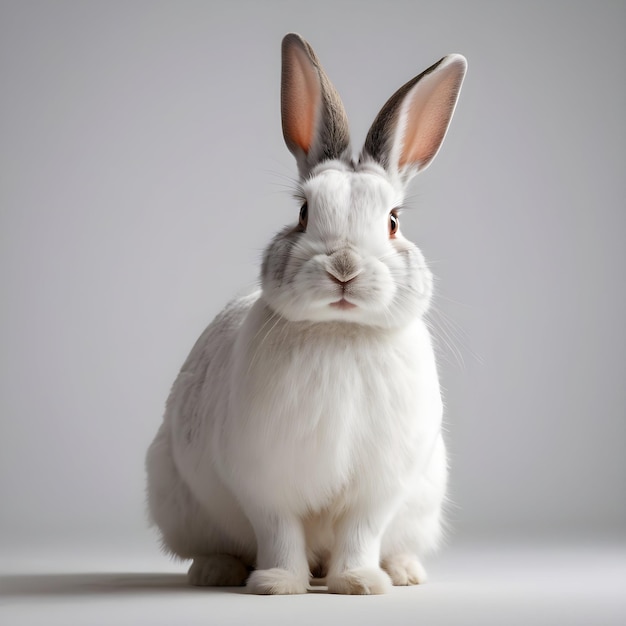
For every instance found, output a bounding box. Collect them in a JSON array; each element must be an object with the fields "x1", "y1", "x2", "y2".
[
  {"x1": 326, "y1": 270, "x2": 359, "y2": 287},
  {"x1": 327, "y1": 248, "x2": 361, "y2": 283}
]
